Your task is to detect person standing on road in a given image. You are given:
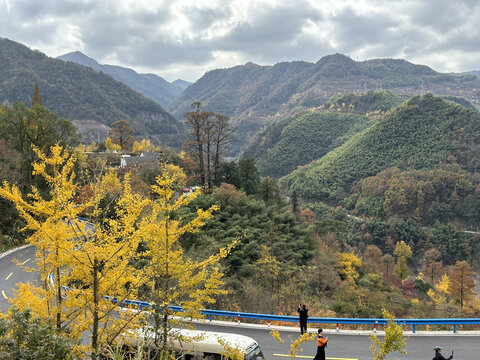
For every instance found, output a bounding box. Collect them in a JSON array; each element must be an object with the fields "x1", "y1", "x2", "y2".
[
  {"x1": 433, "y1": 346, "x2": 453, "y2": 360},
  {"x1": 297, "y1": 304, "x2": 309, "y2": 334},
  {"x1": 313, "y1": 329, "x2": 328, "y2": 360}
]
